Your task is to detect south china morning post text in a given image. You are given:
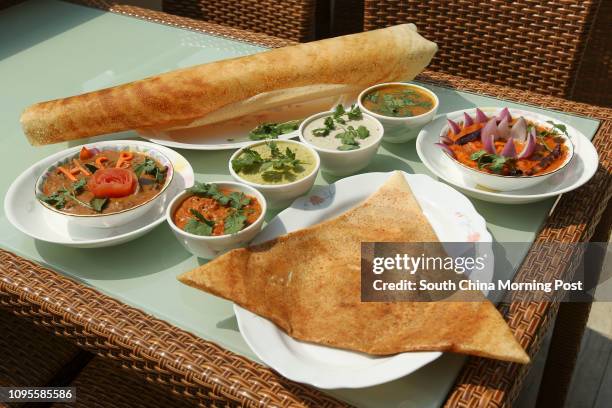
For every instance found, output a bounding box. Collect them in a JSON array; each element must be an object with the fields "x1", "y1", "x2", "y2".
[{"x1": 360, "y1": 242, "x2": 591, "y2": 302}]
